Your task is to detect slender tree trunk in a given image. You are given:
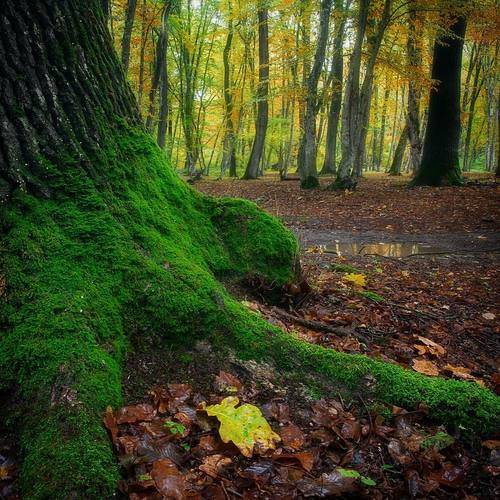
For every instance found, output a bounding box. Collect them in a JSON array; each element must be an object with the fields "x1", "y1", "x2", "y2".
[
  {"x1": 145, "y1": 3, "x2": 170, "y2": 134},
  {"x1": 412, "y1": 14, "x2": 467, "y2": 186},
  {"x1": 388, "y1": 124, "x2": 409, "y2": 176},
  {"x1": 377, "y1": 85, "x2": 390, "y2": 170},
  {"x1": 297, "y1": 0, "x2": 334, "y2": 188},
  {"x1": 331, "y1": 0, "x2": 369, "y2": 189},
  {"x1": 221, "y1": 16, "x2": 237, "y2": 178},
  {"x1": 243, "y1": 5, "x2": 269, "y2": 179},
  {"x1": 137, "y1": 0, "x2": 148, "y2": 108},
  {"x1": 121, "y1": 0, "x2": 138, "y2": 73},
  {"x1": 322, "y1": 0, "x2": 350, "y2": 175},
  {"x1": 406, "y1": 0, "x2": 423, "y2": 172}
]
